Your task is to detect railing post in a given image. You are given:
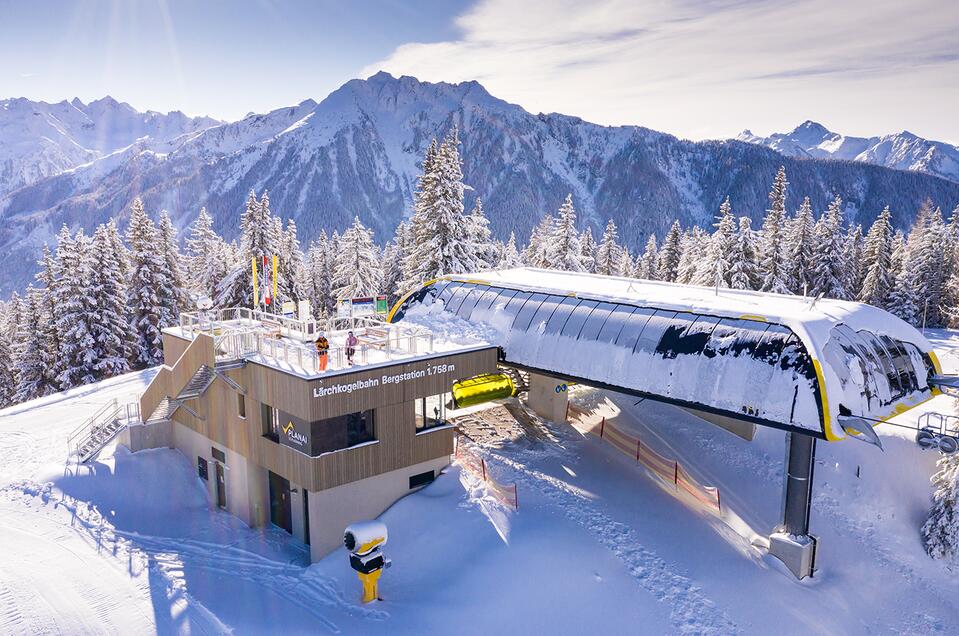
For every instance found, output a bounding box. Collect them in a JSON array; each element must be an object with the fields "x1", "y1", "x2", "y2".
[
  {"x1": 599, "y1": 417, "x2": 605, "y2": 438},
  {"x1": 674, "y1": 462, "x2": 679, "y2": 486},
  {"x1": 636, "y1": 438, "x2": 641, "y2": 461}
]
